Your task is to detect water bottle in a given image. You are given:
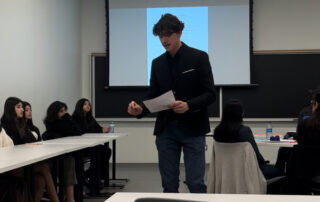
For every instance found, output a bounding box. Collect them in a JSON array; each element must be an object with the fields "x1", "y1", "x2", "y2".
[
  {"x1": 266, "y1": 121, "x2": 272, "y2": 140},
  {"x1": 109, "y1": 121, "x2": 115, "y2": 133}
]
